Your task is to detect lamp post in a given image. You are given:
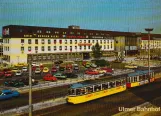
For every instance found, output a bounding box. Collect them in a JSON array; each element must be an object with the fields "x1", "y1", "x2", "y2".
[
  {"x1": 28, "y1": 55, "x2": 32, "y2": 116},
  {"x1": 145, "y1": 28, "x2": 153, "y2": 76}
]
